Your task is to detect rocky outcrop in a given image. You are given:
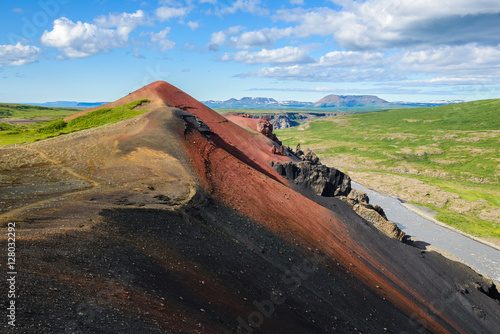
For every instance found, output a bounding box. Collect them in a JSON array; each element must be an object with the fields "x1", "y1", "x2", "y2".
[
  {"x1": 274, "y1": 146, "x2": 405, "y2": 241},
  {"x1": 337, "y1": 190, "x2": 404, "y2": 241},
  {"x1": 338, "y1": 188, "x2": 404, "y2": 241},
  {"x1": 295, "y1": 147, "x2": 320, "y2": 165},
  {"x1": 232, "y1": 112, "x2": 344, "y2": 129},
  {"x1": 274, "y1": 161, "x2": 351, "y2": 197},
  {"x1": 257, "y1": 116, "x2": 281, "y2": 144},
  {"x1": 273, "y1": 115, "x2": 299, "y2": 129},
  {"x1": 349, "y1": 199, "x2": 405, "y2": 241}
]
